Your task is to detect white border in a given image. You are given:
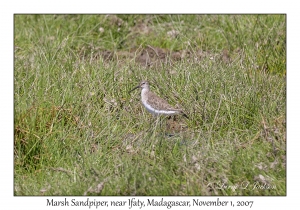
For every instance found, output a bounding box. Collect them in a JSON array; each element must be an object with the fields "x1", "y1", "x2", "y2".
[{"x1": 2, "y1": 0, "x2": 298, "y2": 209}]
